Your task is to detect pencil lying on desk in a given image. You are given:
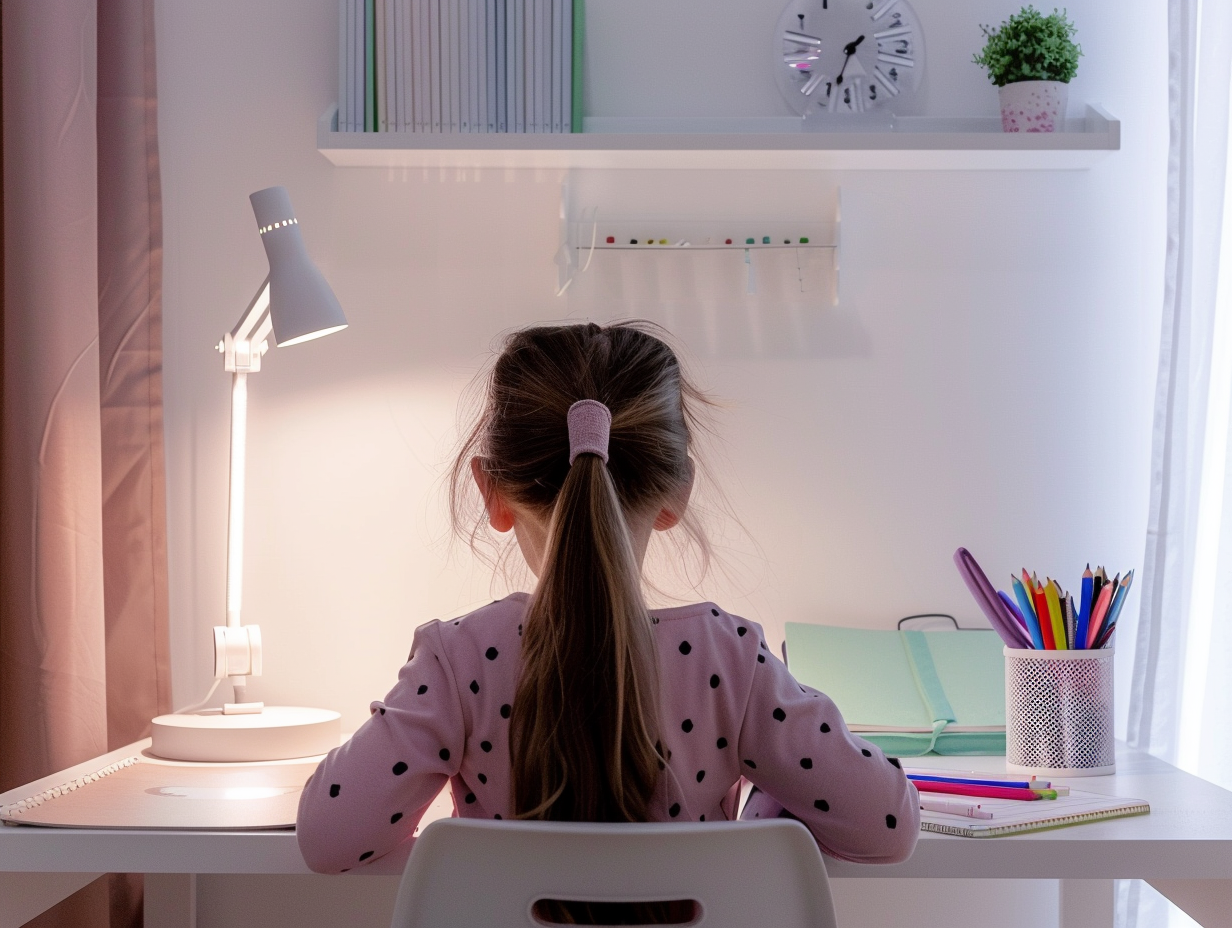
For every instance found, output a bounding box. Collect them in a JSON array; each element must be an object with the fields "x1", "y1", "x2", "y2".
[
  {"x1": 910, "y1": 780, "x2": 1050, "y2": 801},
  {"x1": 920, "y1": 797, "x2": 995, "y2": 820}
]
